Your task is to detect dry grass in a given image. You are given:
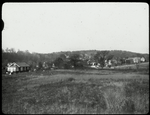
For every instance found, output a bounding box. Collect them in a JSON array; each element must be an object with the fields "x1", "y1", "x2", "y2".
[{"x1": 2, "y1": 69, "x2": 149, "y2": 114}]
